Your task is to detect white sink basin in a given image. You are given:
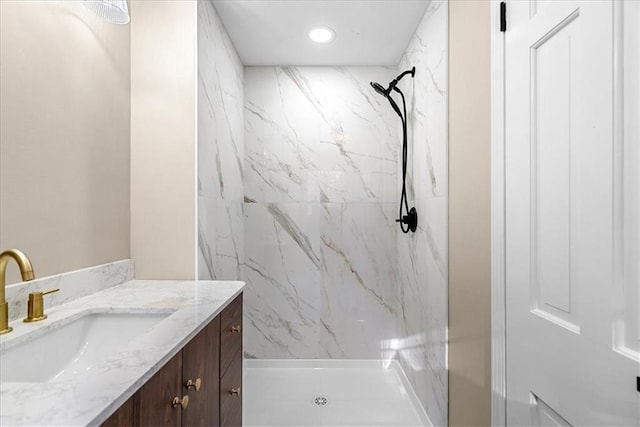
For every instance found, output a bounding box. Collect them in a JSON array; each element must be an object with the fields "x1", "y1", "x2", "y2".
[{"x1": 0, "y1": 312, "x2": 170, "y2": 383}]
